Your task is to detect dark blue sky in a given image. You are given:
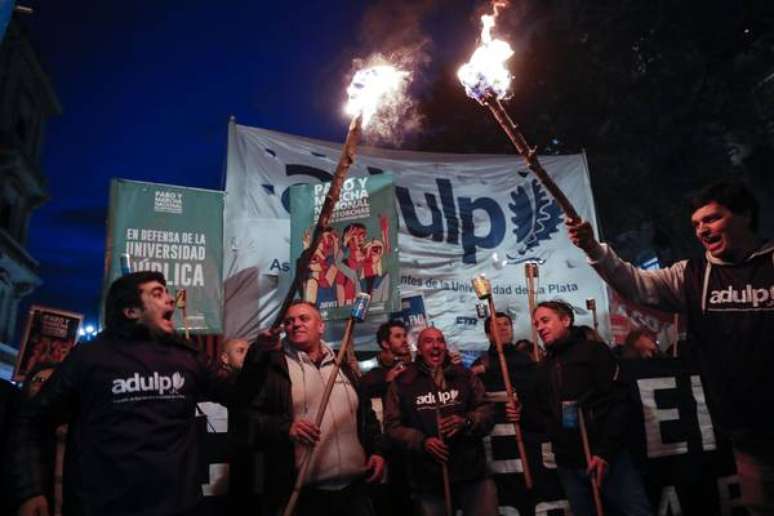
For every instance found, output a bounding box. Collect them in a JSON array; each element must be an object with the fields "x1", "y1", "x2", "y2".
[{"x1": 17, "y1": 0, "x2": 476, "y2": 335}]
